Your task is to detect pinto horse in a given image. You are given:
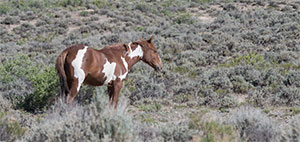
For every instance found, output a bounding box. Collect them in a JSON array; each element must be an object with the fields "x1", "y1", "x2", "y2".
[{"x1": 56, "y1": 36, "x2": 162, "y2": 108}]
